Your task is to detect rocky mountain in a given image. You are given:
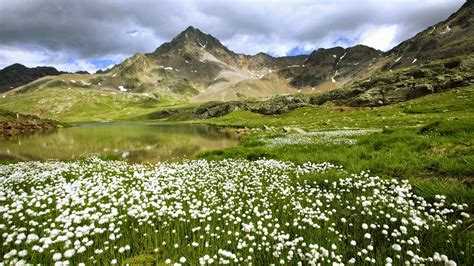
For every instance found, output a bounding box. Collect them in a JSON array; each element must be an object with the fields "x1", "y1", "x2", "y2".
[
  {"x1": 150, "y1": 54, "x2": 474, "y2": 120},
  {"x1": 2, "y1": 1, "x2": 472, "y2": 106},
  {"x1": 277, "y1": 2, "x2": 474, "y2": 88},
  {"x1": 151, "y1": 26, "x2": 241, "y2": 66},
  {"x1": 2, "y1": 27, "x2": 378, "y2": 102},
  {"x1": 138, "y1": 26, "x2": 307, "y2": 101},
  {"x1": 0, "y1": 64, "x2": 66, "y2": 93},
  {"x1": 279, "y1": 45, "x2": 383, "y2": 89},
  {"x1": 382, "y1": 0, "x2": 474, "y2": 70}
]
